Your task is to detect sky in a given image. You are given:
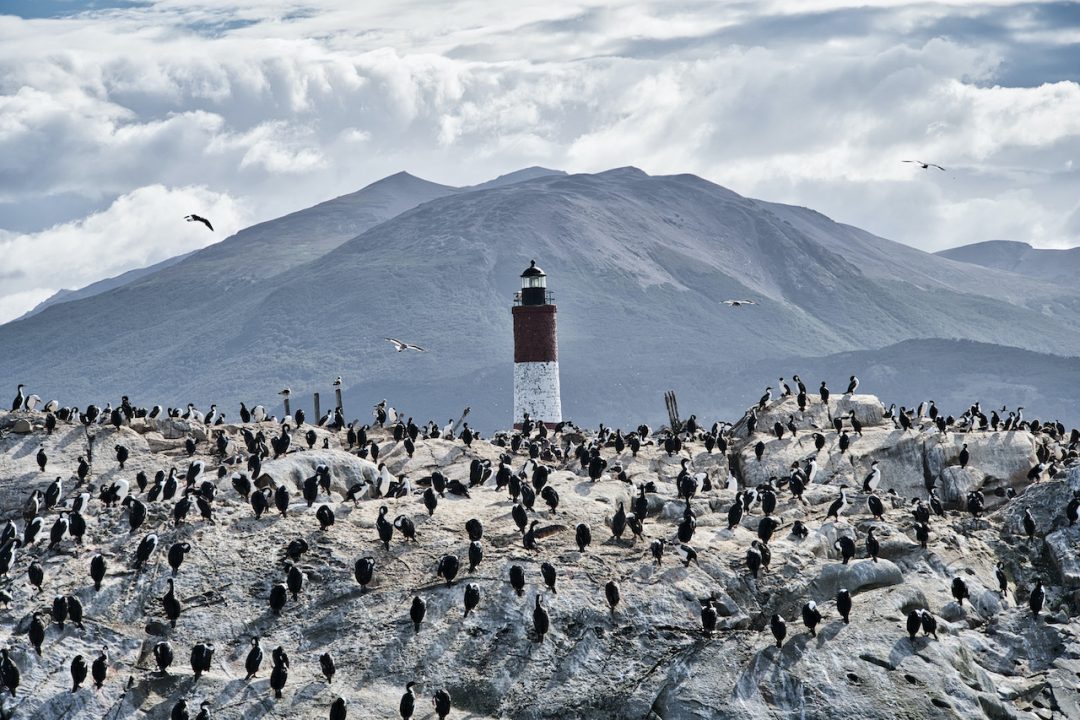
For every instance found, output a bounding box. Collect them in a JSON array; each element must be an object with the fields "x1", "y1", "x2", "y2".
[{"x1": 1, "y1": 0, "x2": 1078, "y2": 323}]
